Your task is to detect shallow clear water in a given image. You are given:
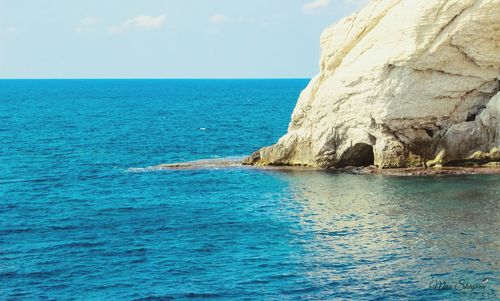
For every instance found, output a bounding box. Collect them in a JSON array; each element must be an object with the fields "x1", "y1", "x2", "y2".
[{"x1": 1, "y1": 80, "x2": 499, "y2": 300}]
